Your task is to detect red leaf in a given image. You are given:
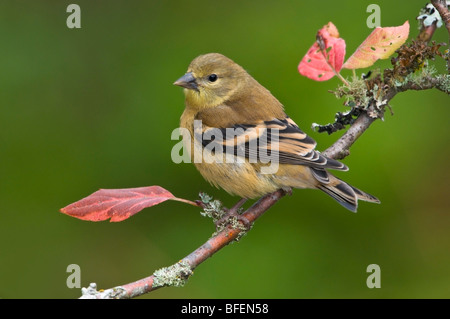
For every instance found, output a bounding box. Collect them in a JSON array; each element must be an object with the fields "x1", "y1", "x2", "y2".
[
  {"x1": 298, "y1": 22, "x2": 346, "y2": 81},
  {"x1": 60, "y1": 186, "x2": 197, "y2": 222}
]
